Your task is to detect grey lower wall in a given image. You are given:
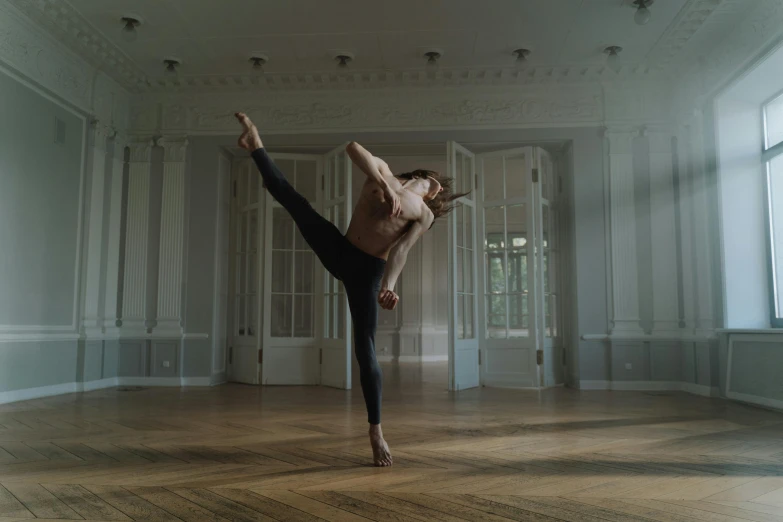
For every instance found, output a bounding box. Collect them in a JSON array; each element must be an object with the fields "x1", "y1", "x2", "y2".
[
  {"x1": 0, "y1": 340, "x2": 120, "y2": 394},
  {"x1": 723, "y1": 337, "x2": 783, "y2": 402}
]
